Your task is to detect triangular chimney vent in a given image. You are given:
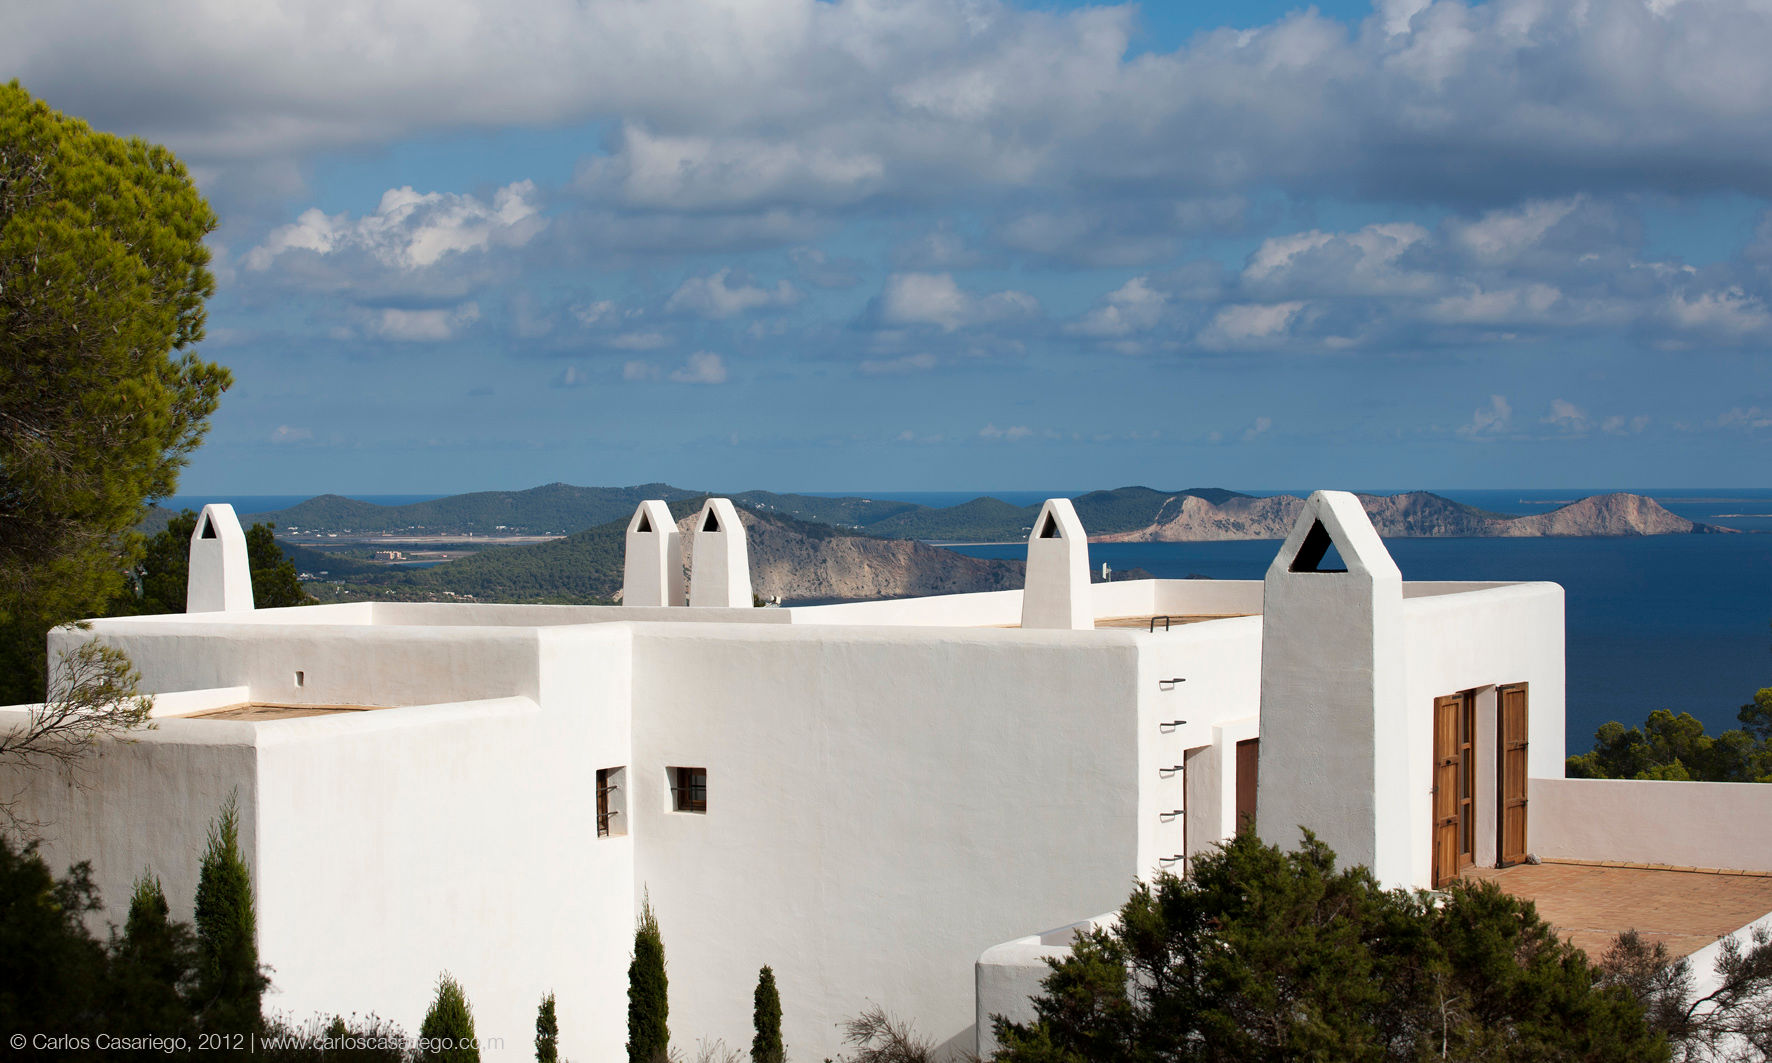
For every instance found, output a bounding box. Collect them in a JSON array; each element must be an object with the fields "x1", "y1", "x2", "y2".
[{"x1": 1288, "y1": 520, "x2": 1347, "y2": 573}]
